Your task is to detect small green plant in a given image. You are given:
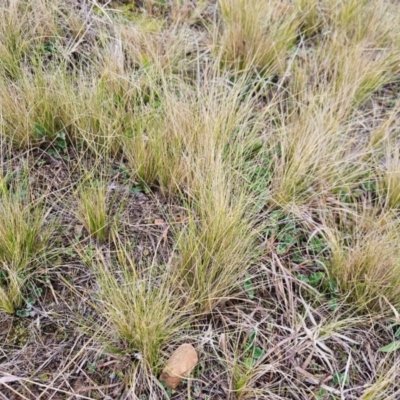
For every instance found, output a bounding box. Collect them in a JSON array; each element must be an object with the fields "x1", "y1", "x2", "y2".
[
  {"x1": 379, "y1": 319, "x2": 400, "y2": 353},
  {"x1": 243, "y1": 331, "x2": 265, "y2": 368},
  {"x1": 379, "y1": 340, "x2": 400, "y2": 353},
  {"x1": 64, "y1": 247, "x2": 76, "y2": 257},
  {"x1": 160, "y1": 381, "x2": 173, "y2": 397},
  {"x1": 47, "y1": 131, "x2": 68, "y2": 159},
  {"x1": 332, "y1": 371, "x2": 349, "y2": 387},
  {"x1": 315, "y1": 388, "x2": 328, "y2": 399},
  {"x1": 297, "y1": 271, "x2": 338, "y2": 293},
  {"x1": 16, "y1": 296, "x2": 36, "y2": 318},
  {"x1": 231, "y1": 329, "x2": 266, "y2": 398},
  {"x1": 297, "y1": 270, "x2": 339, "y2": 310},
  {"x1": 265, "y1": 211, "x2": 329, "y2": 264},
  {"x1": 243, "y1": 273, "x2": 255, "y2": 299},
  {"x1": 87, "y1": 361, "x2": 97, "y2": 374},
  {"x1": 265, "y1": 212, "x2": 297, "y2": 249}
]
